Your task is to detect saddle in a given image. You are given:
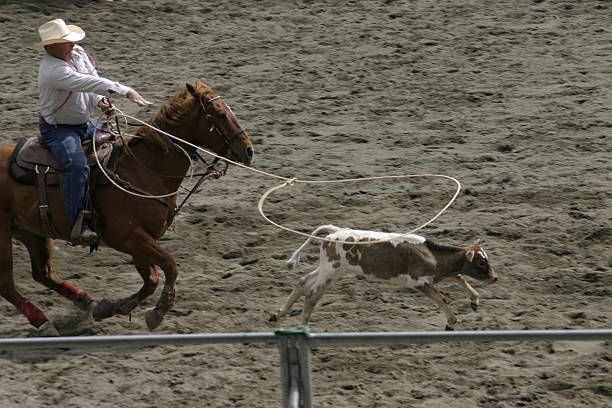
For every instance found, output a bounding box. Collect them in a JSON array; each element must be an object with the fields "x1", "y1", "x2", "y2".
[
  {"x1": 9, "y1": 134, "x2": 115, "y2": 186},
  {"x1": 8, "y1": 133, "x2": 122, "y2": 245}
]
